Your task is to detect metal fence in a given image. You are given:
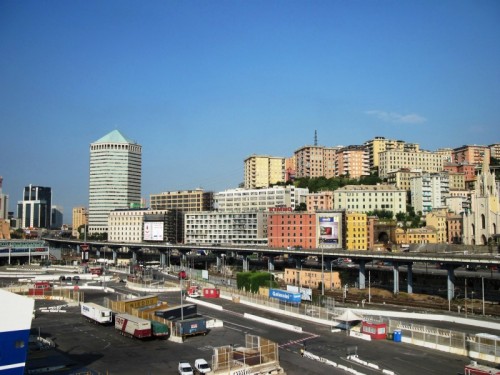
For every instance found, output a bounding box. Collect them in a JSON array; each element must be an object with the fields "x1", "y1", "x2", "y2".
[{"x1": 389, "y1": 319, "x2": 500, "y2": 363}]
